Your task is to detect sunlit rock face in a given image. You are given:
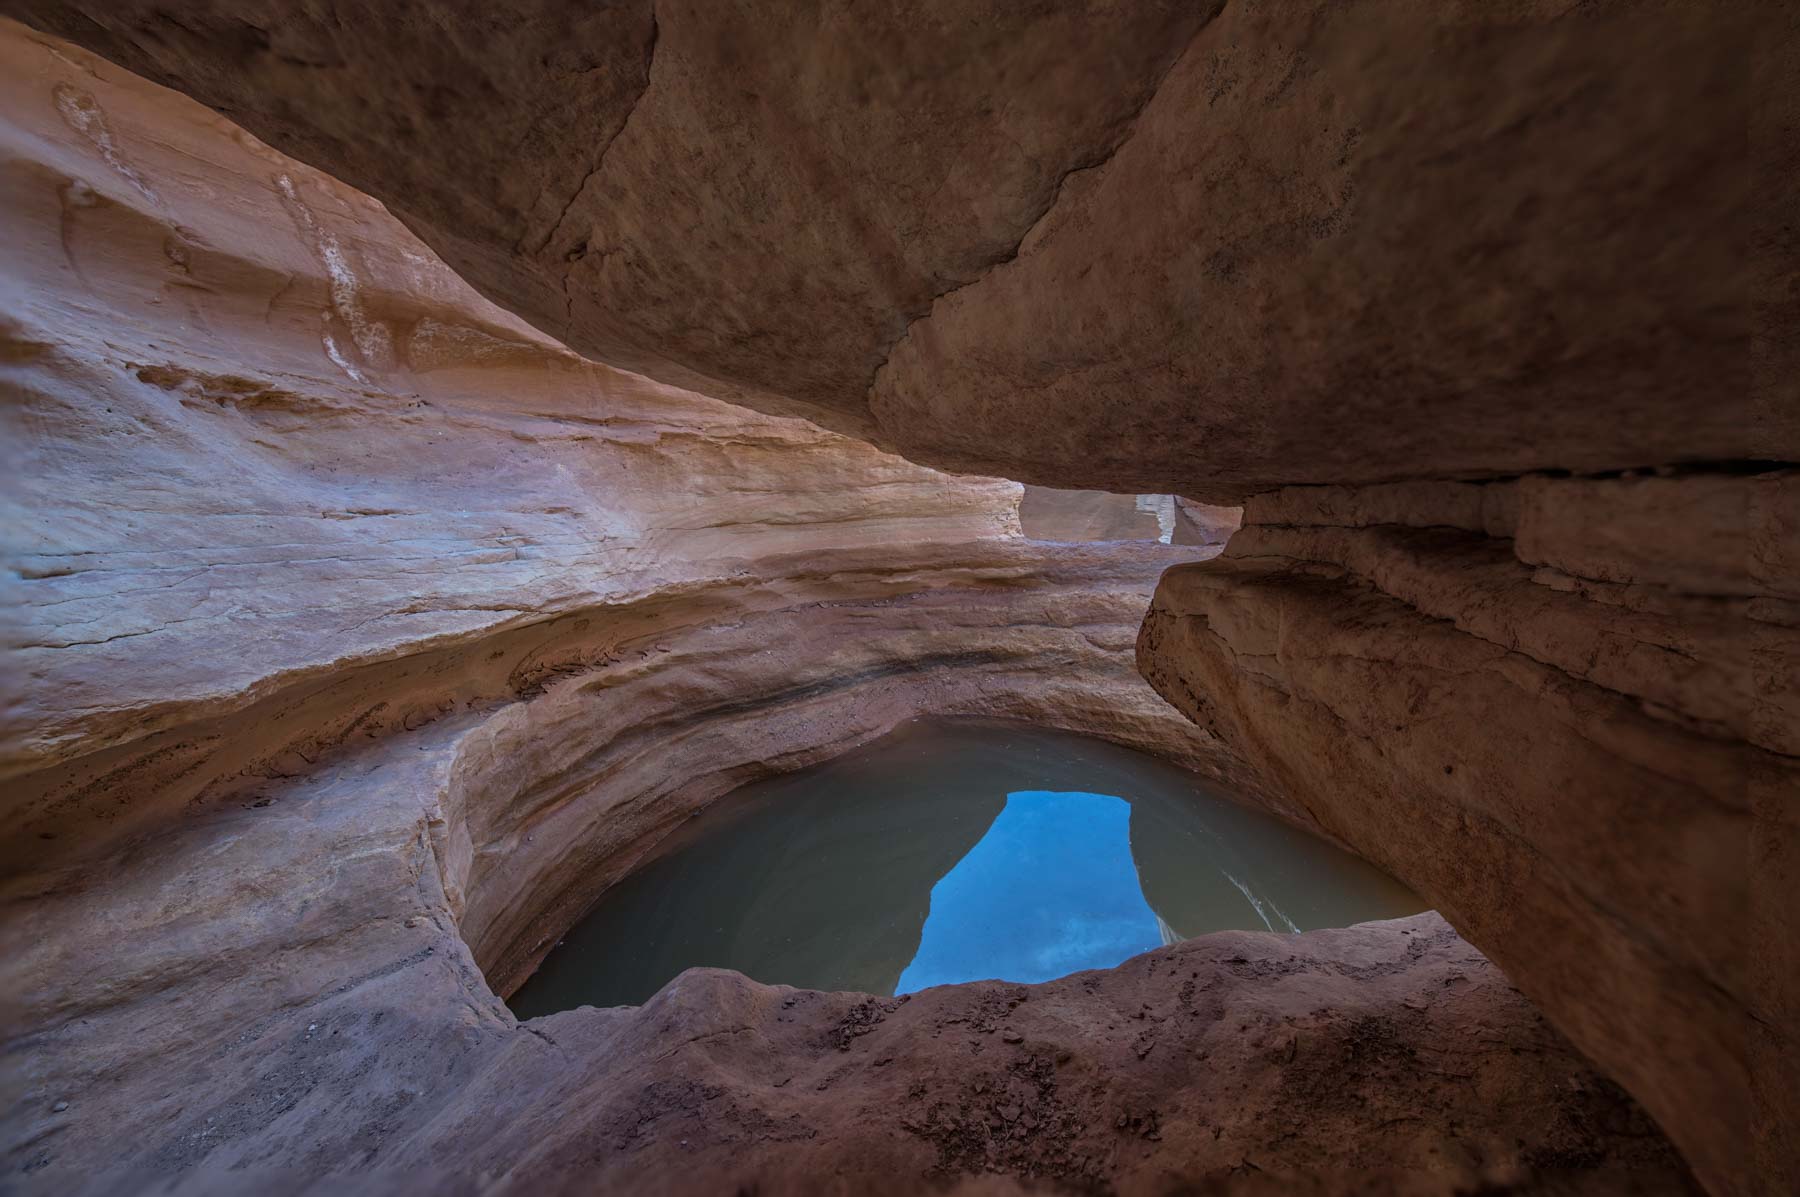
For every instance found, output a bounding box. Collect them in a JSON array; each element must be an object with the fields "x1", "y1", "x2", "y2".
[
  {"x1": 0, "y1": 15, "x2": 1051, "y2": 858},
  {"x1": 1020, "y1": 488, "x2": 1173, "y2": 545}
]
